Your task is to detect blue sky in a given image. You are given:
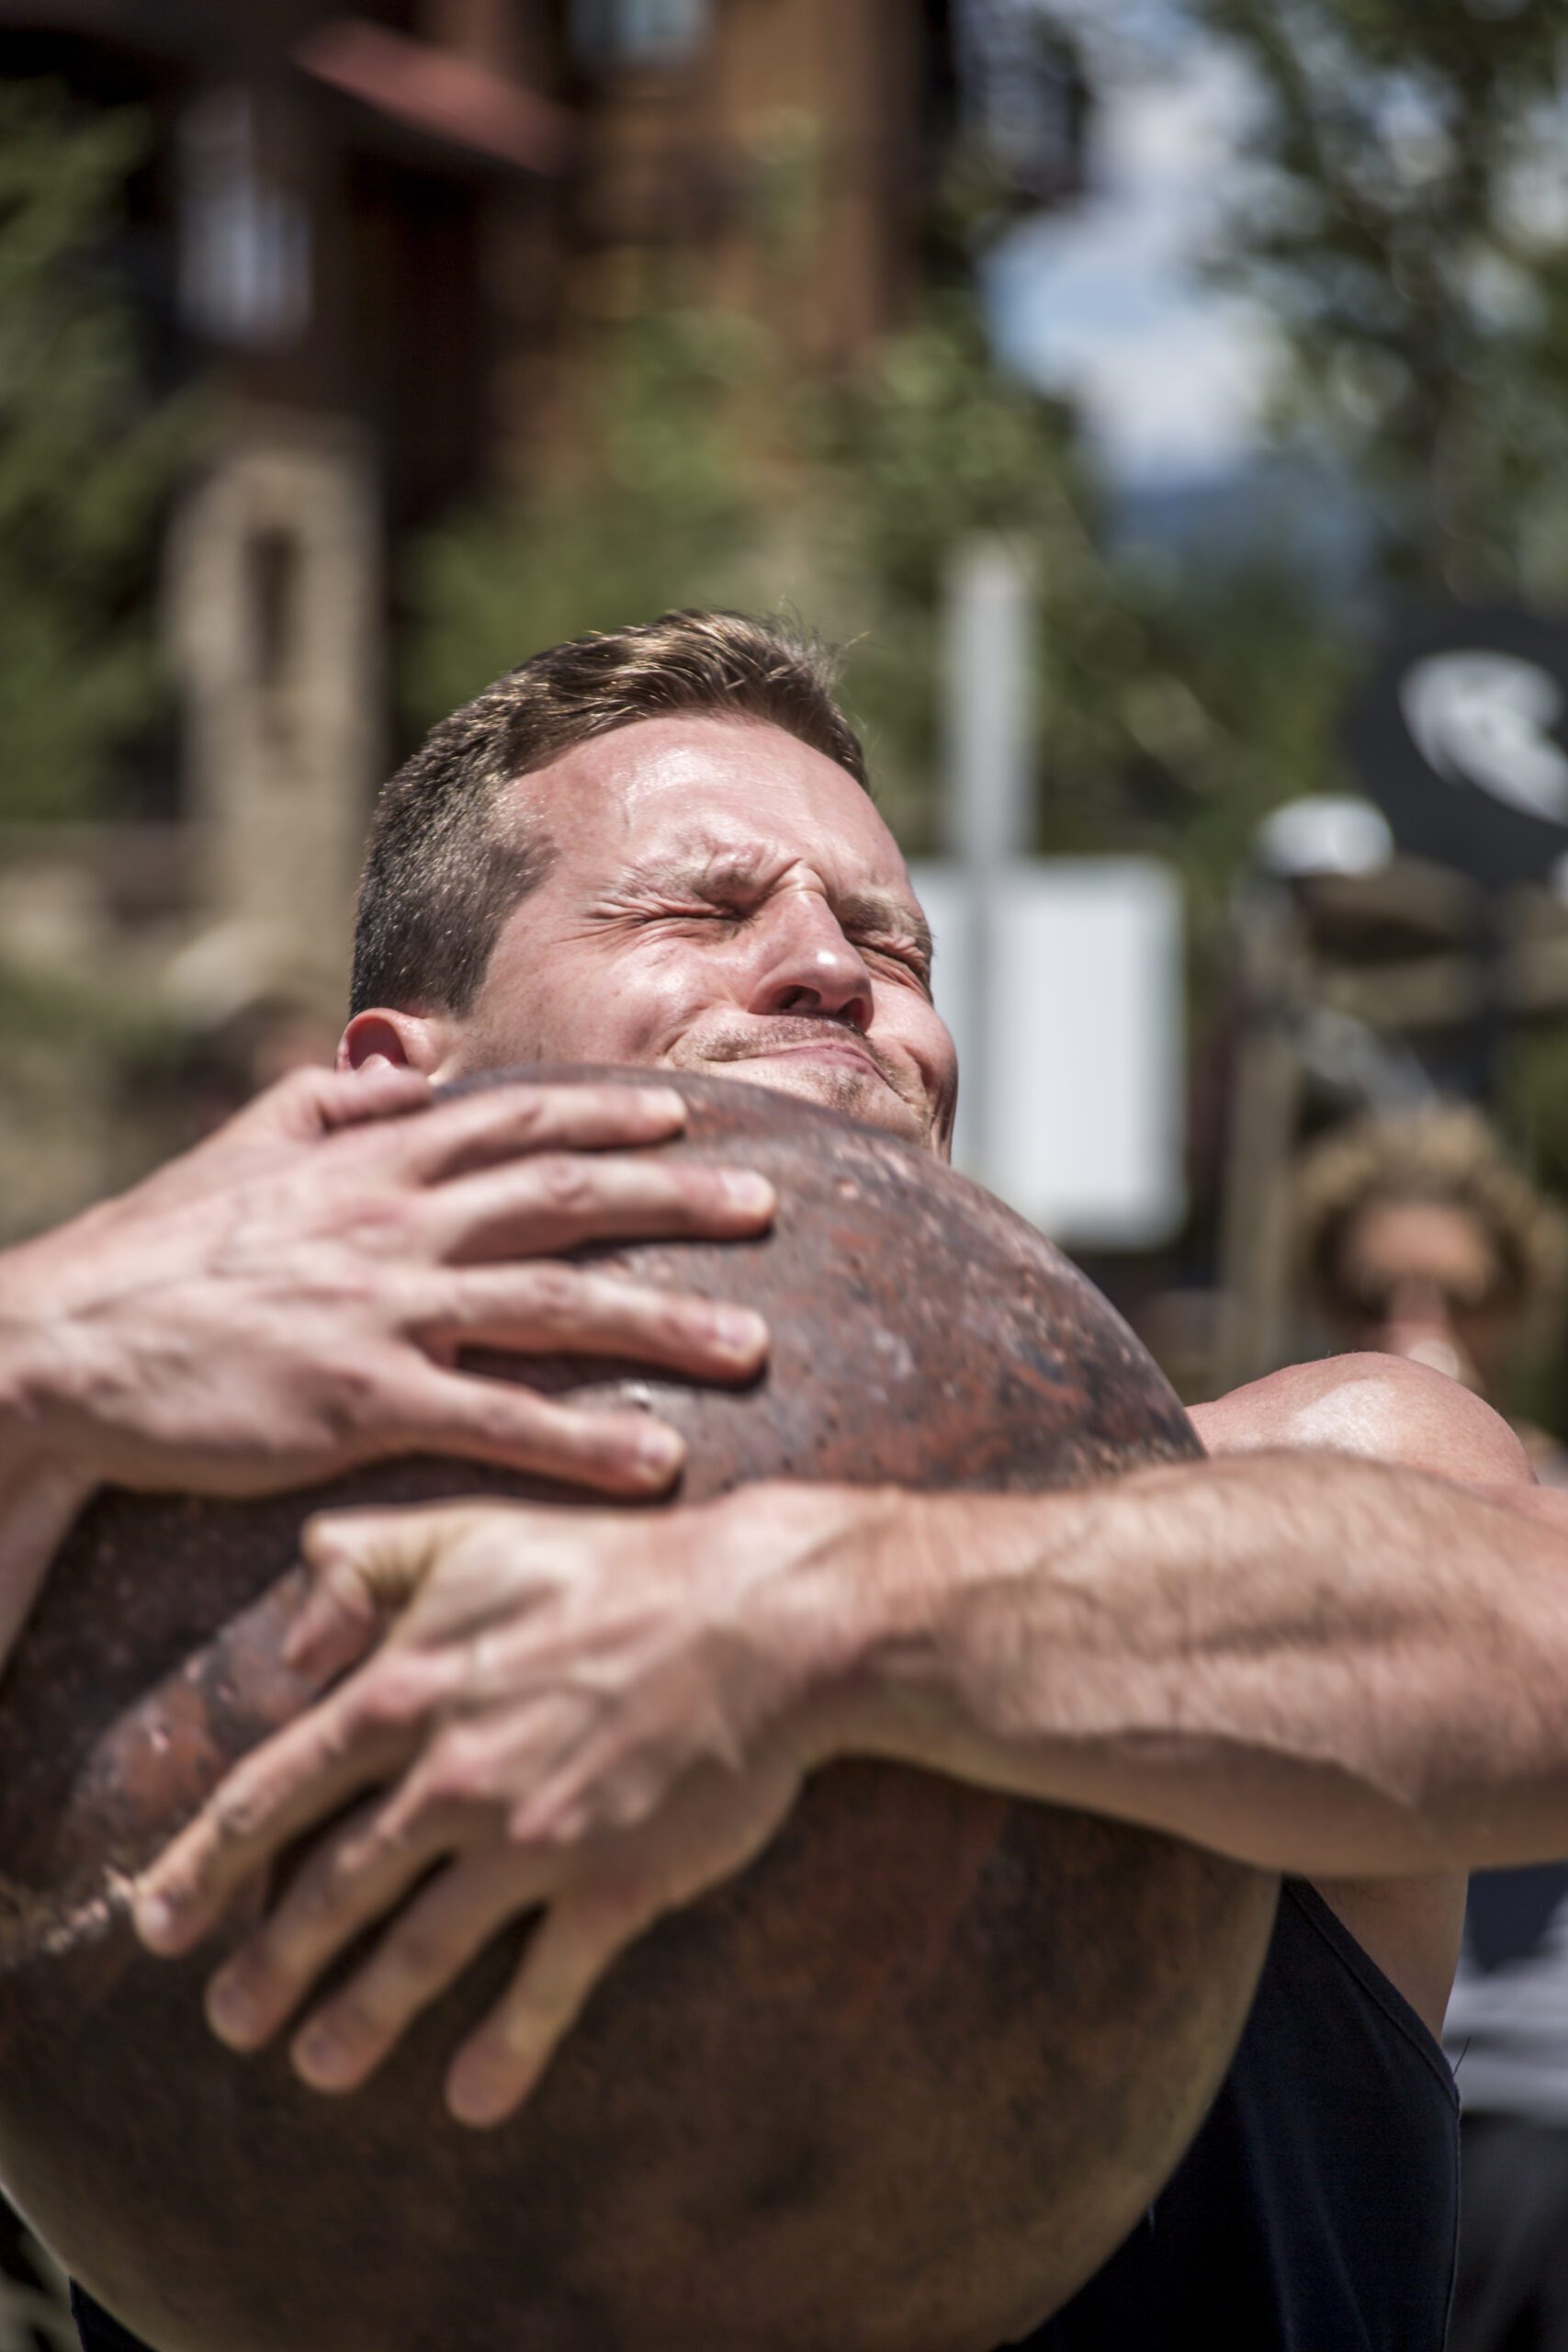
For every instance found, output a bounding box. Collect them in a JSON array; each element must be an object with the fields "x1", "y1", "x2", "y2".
[{"x1": 986, "y1": 6, "x2": 1282, "y2": 491}]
